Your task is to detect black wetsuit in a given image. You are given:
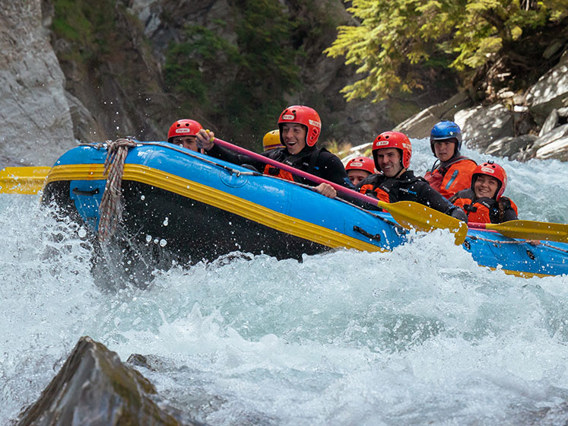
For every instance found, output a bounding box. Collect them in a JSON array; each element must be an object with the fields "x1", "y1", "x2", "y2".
[
  {"x1": 357, "y1": 170, "x2": 468, "y2": 221},
  {"x1": 206, "y1": 144, "x2": 353, "y2": 188}
]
